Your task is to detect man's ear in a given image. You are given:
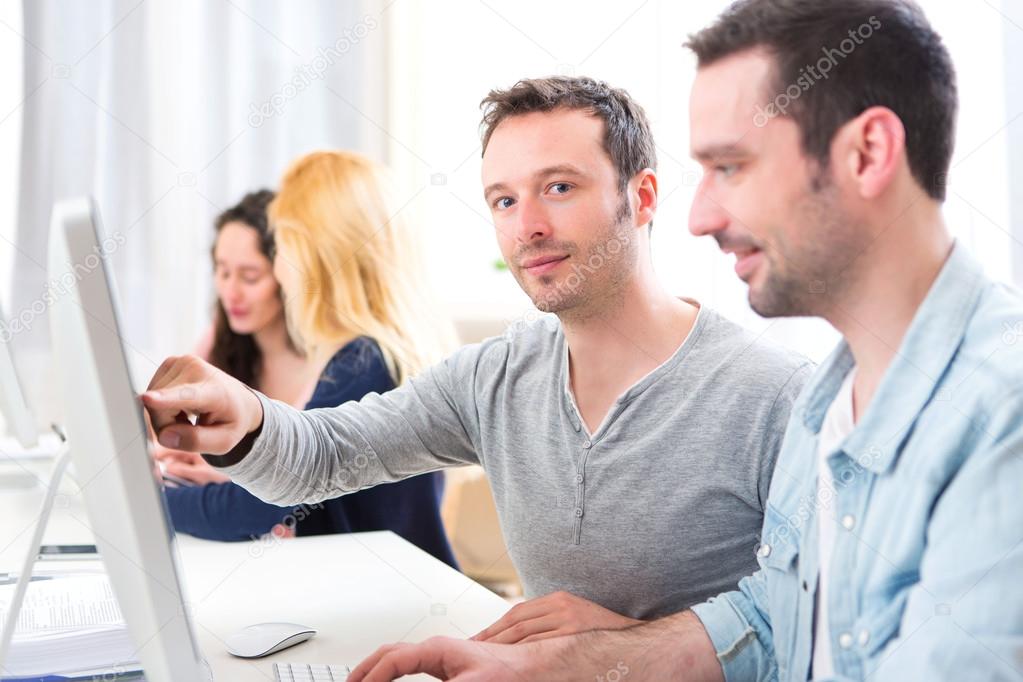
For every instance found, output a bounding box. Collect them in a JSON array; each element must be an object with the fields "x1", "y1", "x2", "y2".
[
  {"x1": 634, "y1": 168, "x2": 658, "y2": 228},
  {"x1": 840, "y1": 106, "x2": 906, "y2": 199}
]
